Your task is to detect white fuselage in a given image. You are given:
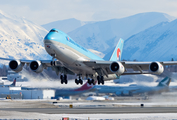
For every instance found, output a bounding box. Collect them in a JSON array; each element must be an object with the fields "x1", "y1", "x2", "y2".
[{"x1": 43, "y1": 29, "x2": 118, "y2": 80}]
